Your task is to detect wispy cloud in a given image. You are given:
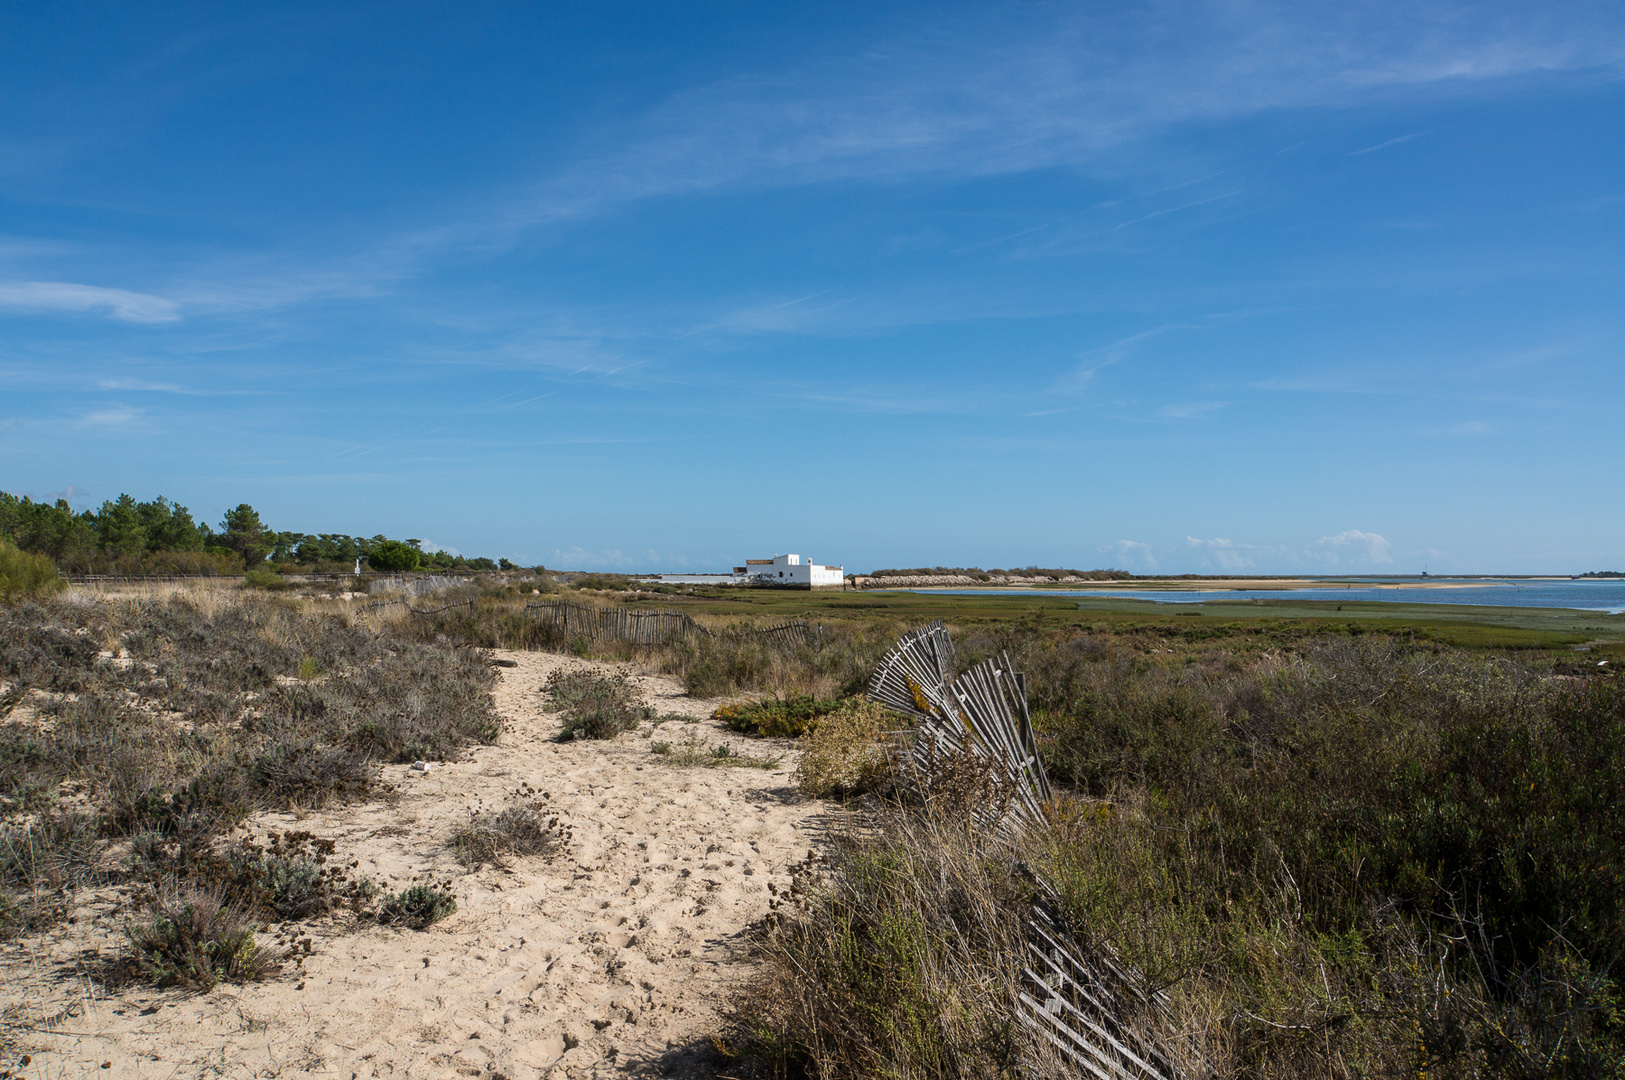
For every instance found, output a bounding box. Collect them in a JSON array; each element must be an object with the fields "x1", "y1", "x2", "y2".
[
  {"x1": 77, "y1": 404, "x2": 142, "y2": 427},
  {"x1": 1185, "y1": 529, "x2": 1396, "y2": 569},
  {"x1": 1156, "y1": 400, "x2": 1229, "y2": 420},
  {"x1": 1349, "y1": 130, "x2": 1433, "y2": 156},
  {"x1": 1318, "y1": 529, "x2": 1394, "y2": 563},
  {"x1": 0, "y1": 281, "x2": 179, "y2": 323},
  {"x1": 418, "y1": 2, "x2": 1625, "y2": 263}
]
